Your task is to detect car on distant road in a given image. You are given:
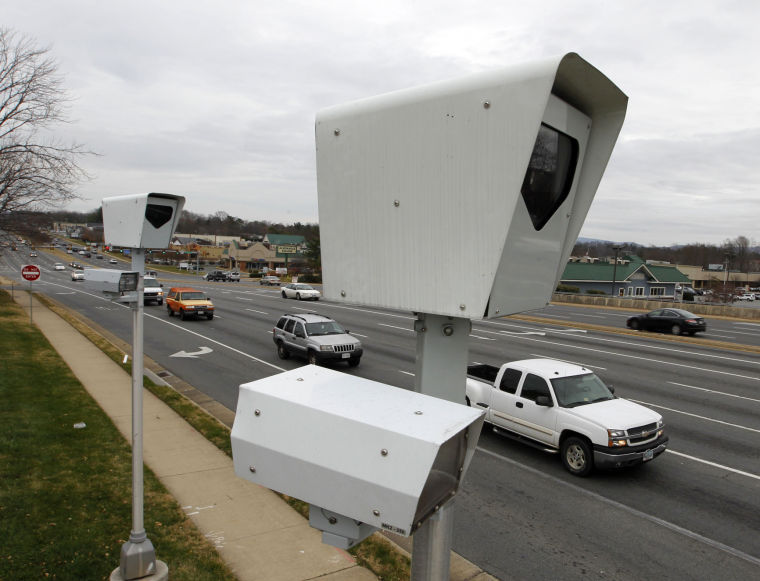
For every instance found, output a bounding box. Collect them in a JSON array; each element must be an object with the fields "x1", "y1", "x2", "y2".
[
  {"x1": 166, "y1": 287, "x2": 214, "y2": 320},
  {"x1": 30, "y1": 251, "x2": 38, "y2": 257},
  {"x1": 273, "y1": 312, "x2": 362, "y2": 366},
  {"x1": 54, "y1": 263, "x2": 65, "y2": 271},
  {"x1": 280, "y1": 283, "x2": 321, "y2": 301},
  {"x1": 226, "y1": 271, "x2": 241, "y2": 282},
  {"x1": 71, "y1": 271, "x2": 84, "y2": 281},
  {"x1": 260, "y1": 275, "x2": 281, "y2": 286},
  {"x1": 109, "y1": 258, "x2": 118, "y2": 264},
  {"x1": 626, "y1": 308, "x2": 706, "y2": 336},
  {"x1": 203, "y1": 270, "x2": 229, "y2": 282},
  {"x1": 734, "y1": 293, "x2": 755, "y2": 301}
]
